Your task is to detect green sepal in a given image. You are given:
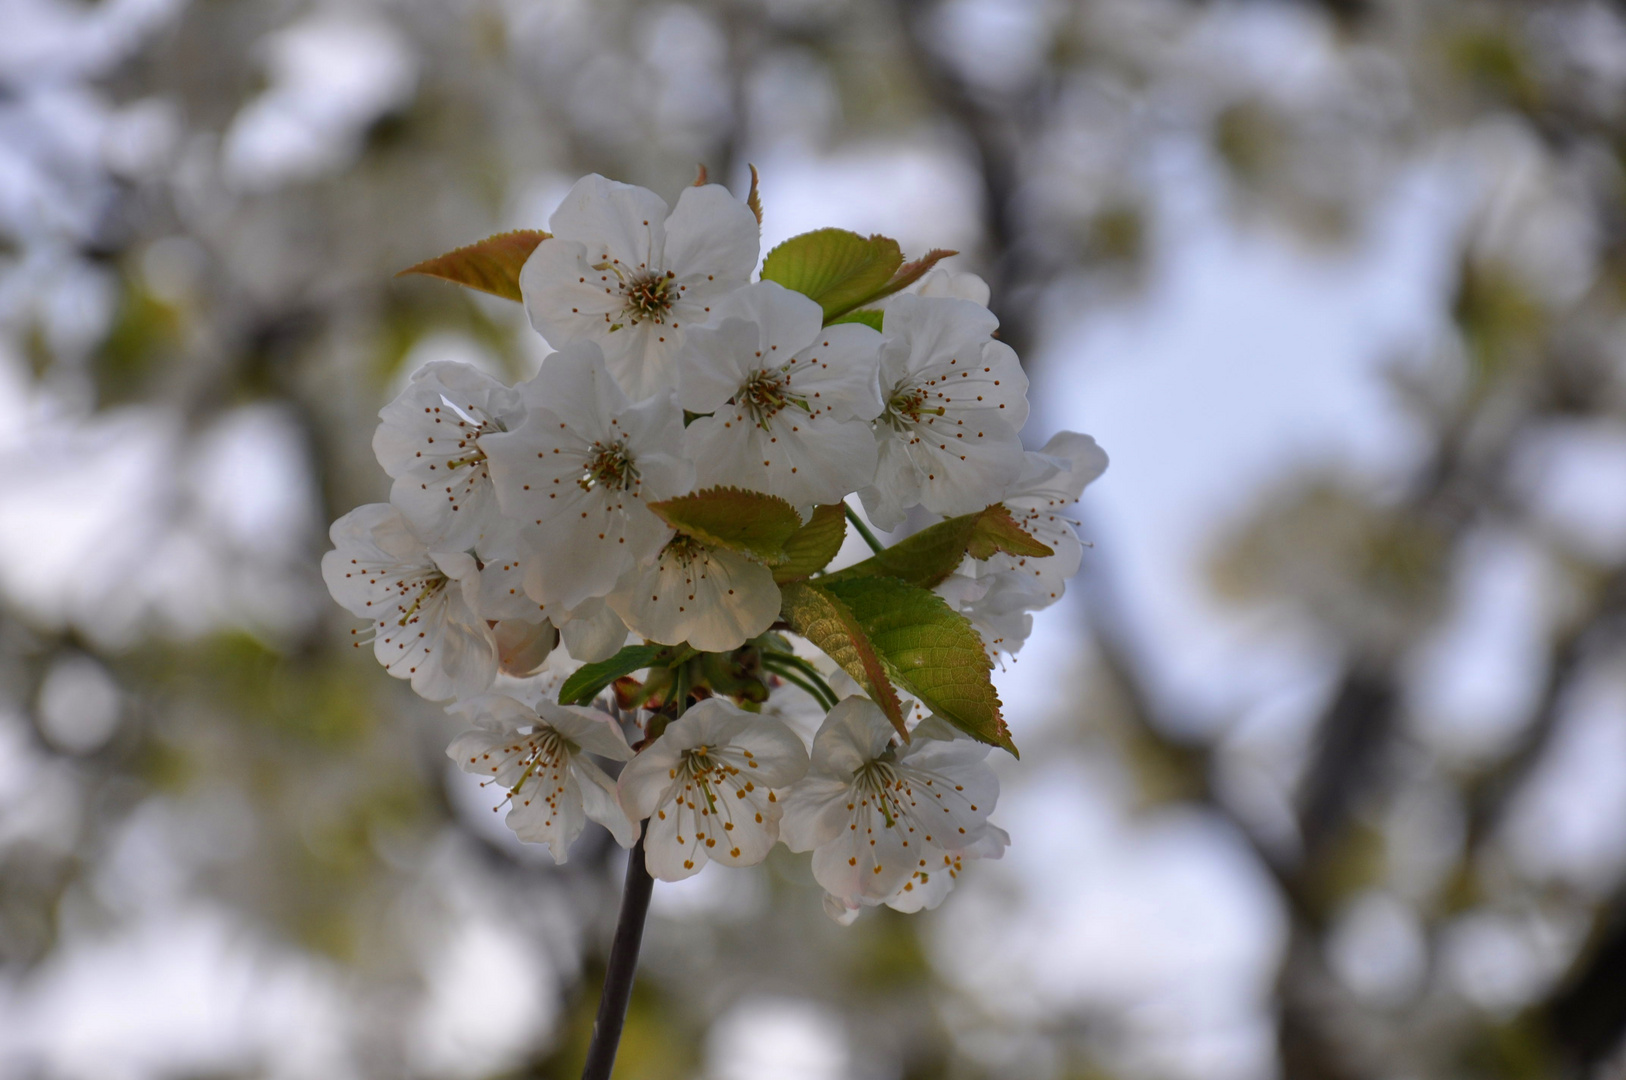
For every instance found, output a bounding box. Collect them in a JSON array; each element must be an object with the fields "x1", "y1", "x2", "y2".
[{"x1": 647, "y1": 487, "x2": 803, "y2": 564}]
